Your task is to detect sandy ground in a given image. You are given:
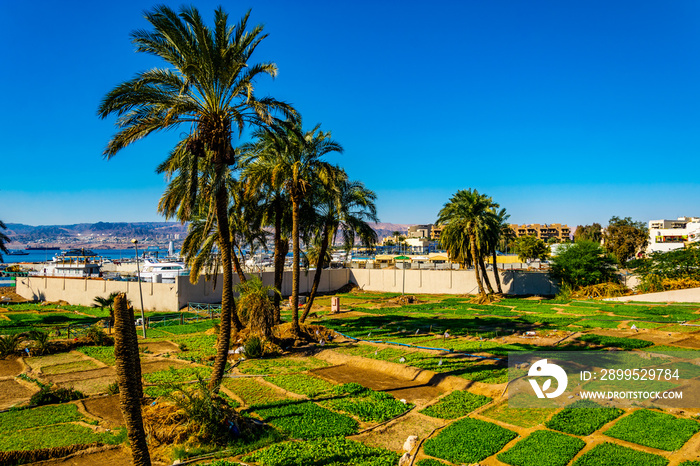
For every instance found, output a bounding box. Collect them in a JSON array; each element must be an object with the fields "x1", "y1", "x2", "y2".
[{"x1": 80, "y1": 395, "x2": 124, "y2": 428}]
